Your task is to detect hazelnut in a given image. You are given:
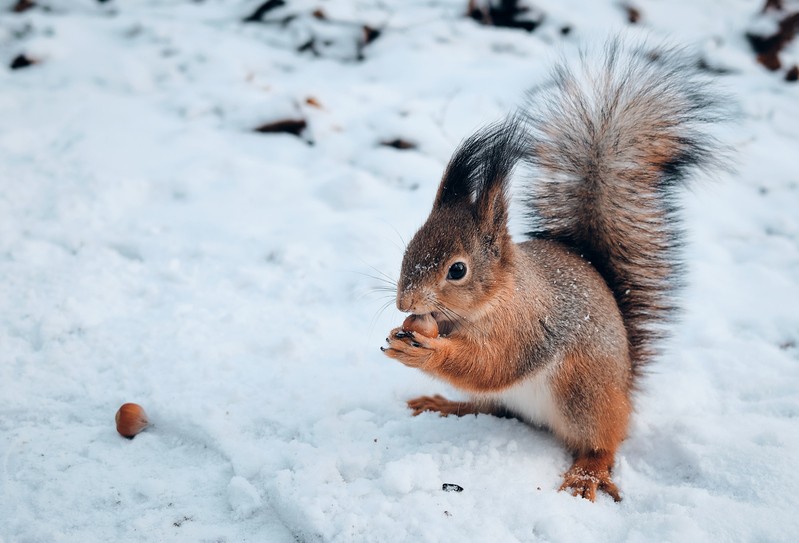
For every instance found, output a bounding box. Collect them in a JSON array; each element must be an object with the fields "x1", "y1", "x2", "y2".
[
  {"x1": 115, "y1": 403, "x2": 149, "y2": 438},
  {"x1": 402, "y1": 313, "x2": 439, "y2": 338}
]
